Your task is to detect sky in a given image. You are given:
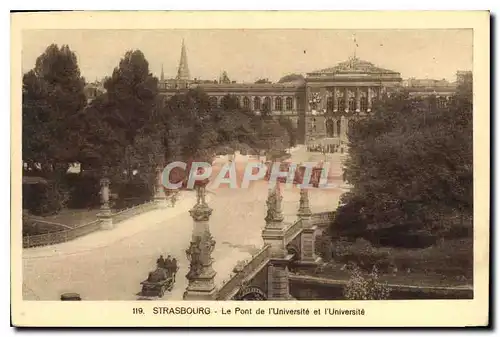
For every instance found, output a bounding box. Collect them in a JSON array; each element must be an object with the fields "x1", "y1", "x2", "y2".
[{"x1": 22, "y1": 29, "x2": 473, "y2": 83}]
